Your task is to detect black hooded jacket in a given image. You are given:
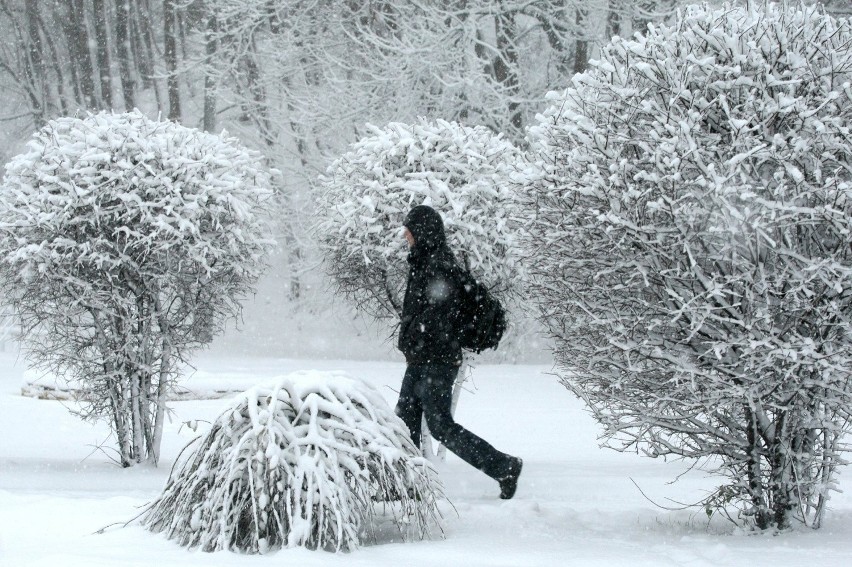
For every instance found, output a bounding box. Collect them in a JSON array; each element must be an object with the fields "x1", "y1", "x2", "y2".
[{"x1": 398, "y1": 205, "x2": 464, "y2": 365}]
